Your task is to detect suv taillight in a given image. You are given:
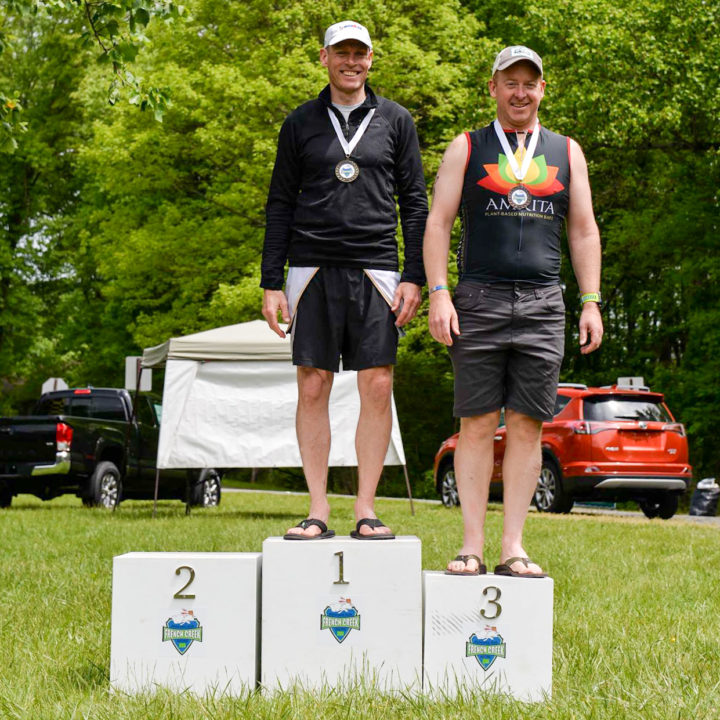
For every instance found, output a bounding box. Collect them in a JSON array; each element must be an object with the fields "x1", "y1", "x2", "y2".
[
  {"x1": 663, "y1": 423, "x2": 686, "y2": 437},
  {"x1": 572, "y1": 421, "x2": 591, "y2": 435},
  {"x1": 56, "y1": 422, "x2": 73, "y2": 451}
]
